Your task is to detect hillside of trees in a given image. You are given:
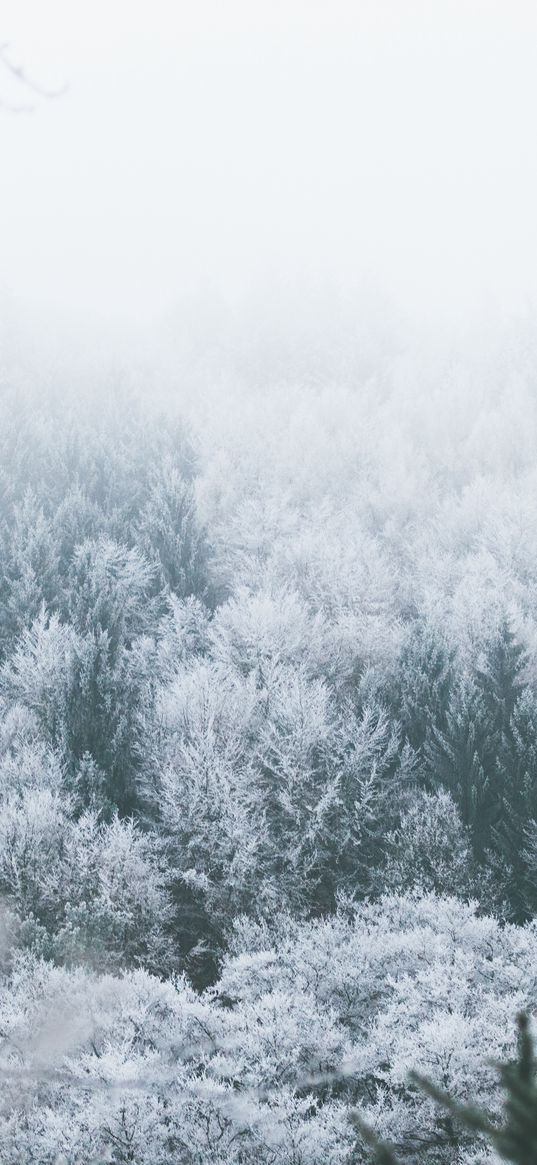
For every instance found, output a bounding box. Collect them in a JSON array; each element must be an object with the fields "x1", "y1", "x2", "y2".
[{"x1": 1, "y1": 358, "x2": 537, "y2": 1163}]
